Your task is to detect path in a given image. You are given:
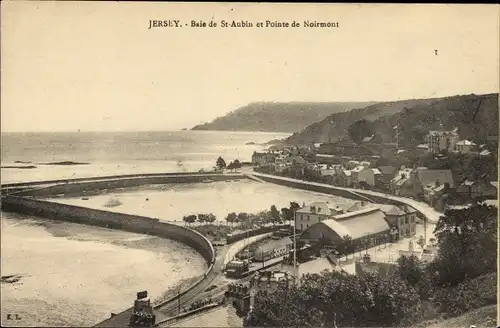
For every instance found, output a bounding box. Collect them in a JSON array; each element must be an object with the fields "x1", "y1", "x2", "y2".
[{"x1": 249, "y1": 172, "x2": 443, "y2": 224}]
